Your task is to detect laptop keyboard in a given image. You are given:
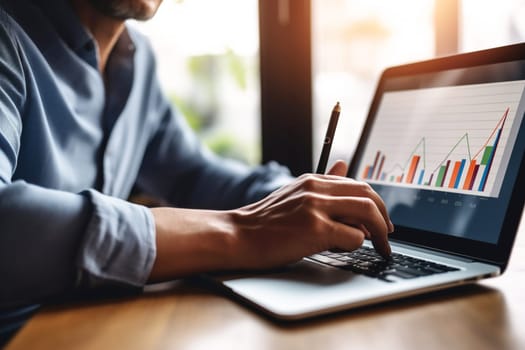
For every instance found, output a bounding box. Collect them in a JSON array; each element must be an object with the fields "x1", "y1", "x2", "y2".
[{"x1": 309, "y1": 246, "x2": 459, "y2": 282}]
